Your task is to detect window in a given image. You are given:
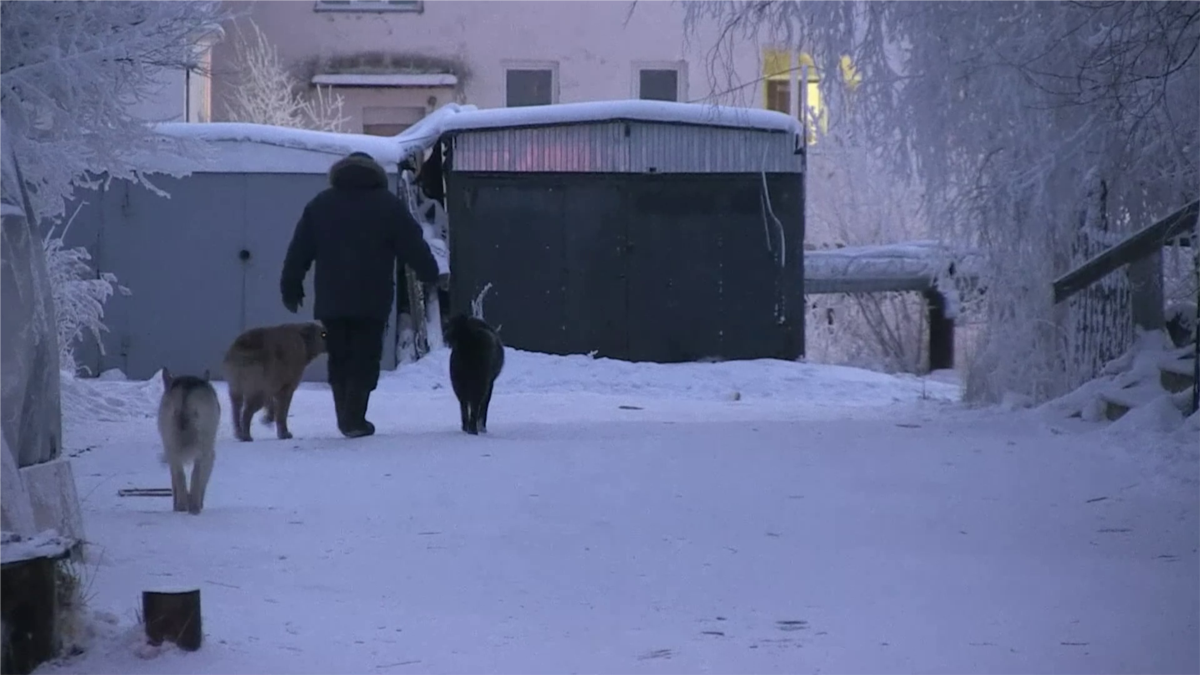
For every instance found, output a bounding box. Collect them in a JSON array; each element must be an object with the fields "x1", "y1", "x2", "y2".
[
  {"x1": 314, "y1": 0, "x2": 423, "y2": 13},
  {"x1": 631, "y1": 61, "x2": 686, "y2": 102},
  {"x1": 505, "y1": 66, "x2": 555, "y2": 107},
  {"x1": 762, "y1": 49, "x2": 825, "y2": 144},
  {"x1": 638, "y1": 69, "x2": 679, "y2": 102}
]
